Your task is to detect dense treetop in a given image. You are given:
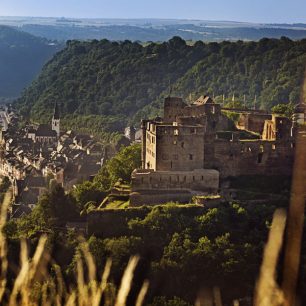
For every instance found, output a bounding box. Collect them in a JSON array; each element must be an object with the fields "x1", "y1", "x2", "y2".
[
  {"x1": 15, "y1": 37, "x2": 306, "y2": 136},
  {"x1": 0, "y1": 26, "x2": 63, "y2": 99}
]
